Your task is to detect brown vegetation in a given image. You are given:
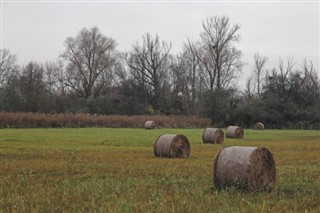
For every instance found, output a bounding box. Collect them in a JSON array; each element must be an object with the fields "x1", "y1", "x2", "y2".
[{"x1": 0, "y1": 112, "x2": 210, "y2": 128}]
